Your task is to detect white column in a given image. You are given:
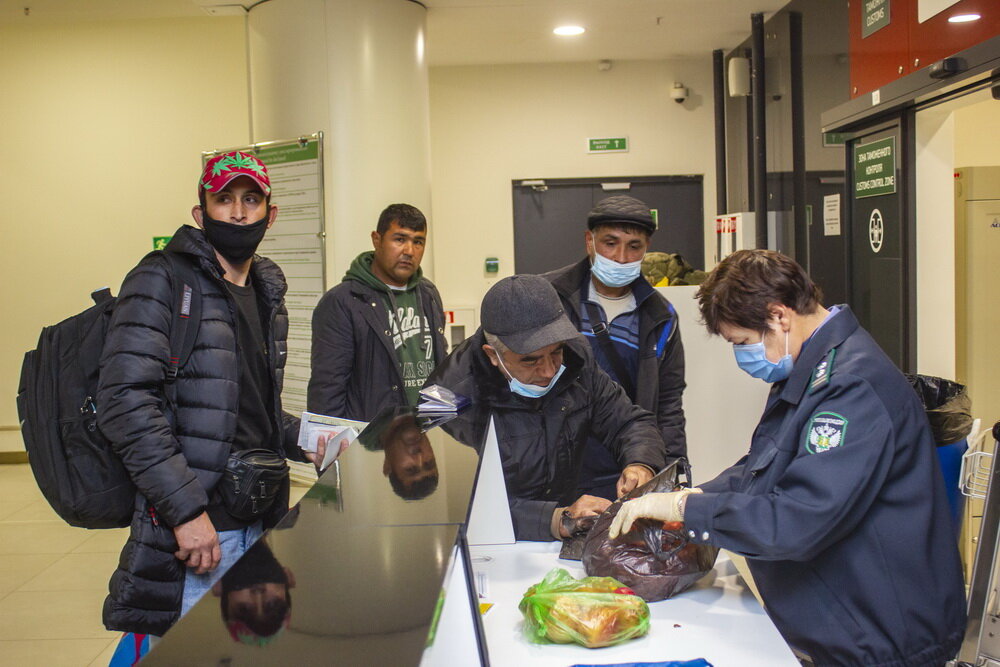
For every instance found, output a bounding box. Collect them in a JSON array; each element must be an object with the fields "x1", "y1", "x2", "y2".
[{"x1": 248, "y1": 0, "x2": 433, "y2": 285}]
